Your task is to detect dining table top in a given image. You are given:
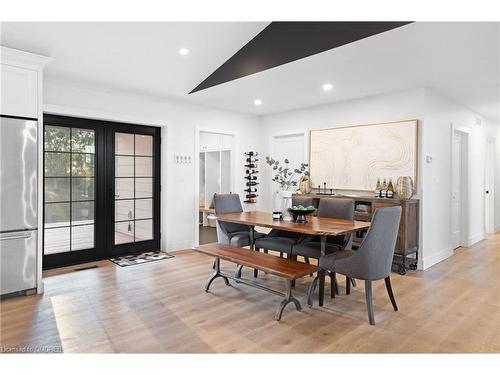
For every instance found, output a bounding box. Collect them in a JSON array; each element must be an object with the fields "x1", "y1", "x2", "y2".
[{"x1": 216, "y1": 210, "x2": 371, "y2": 236}]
